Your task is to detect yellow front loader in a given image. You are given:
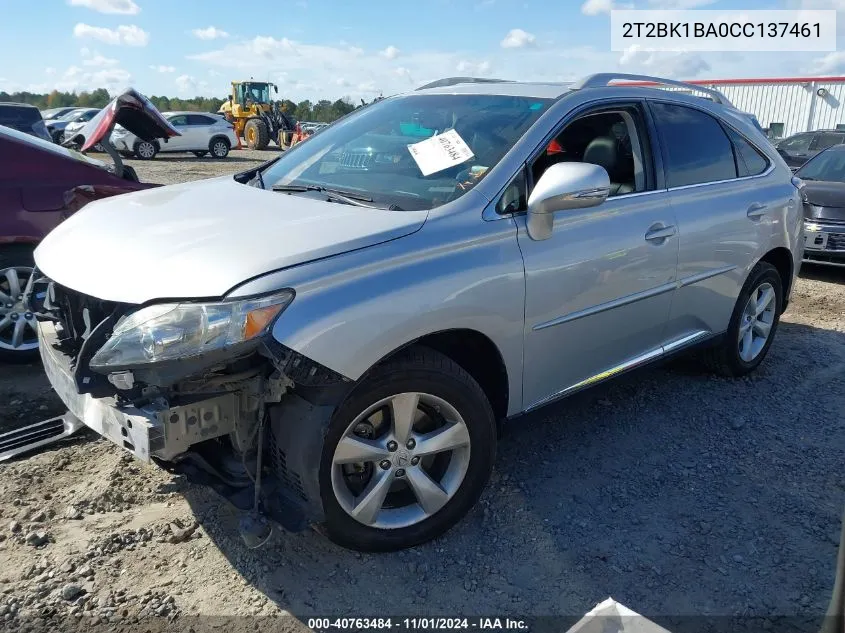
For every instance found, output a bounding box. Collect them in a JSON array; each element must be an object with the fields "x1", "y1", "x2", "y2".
[{"x1": 218, "y1": 80, "x2": 295, "y2": 150}]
